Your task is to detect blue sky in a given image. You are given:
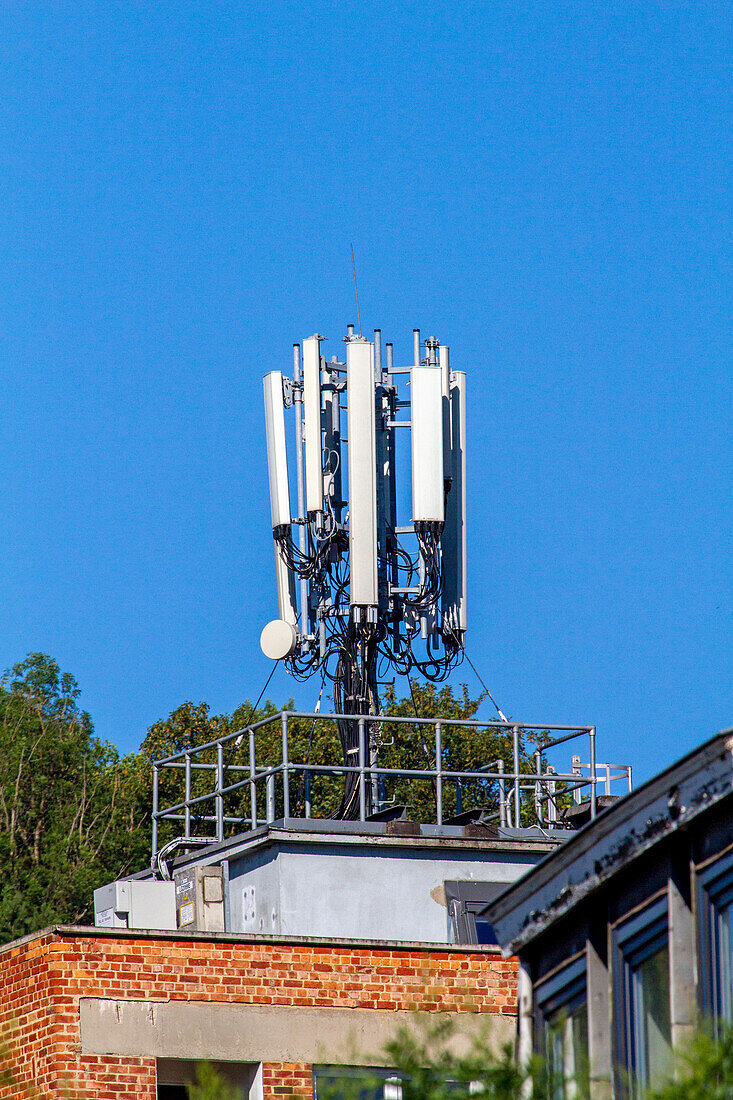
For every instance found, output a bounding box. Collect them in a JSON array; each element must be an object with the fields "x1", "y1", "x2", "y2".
[{"x1": 1, "y1": 1, "x2": 730, "y2": 786}]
